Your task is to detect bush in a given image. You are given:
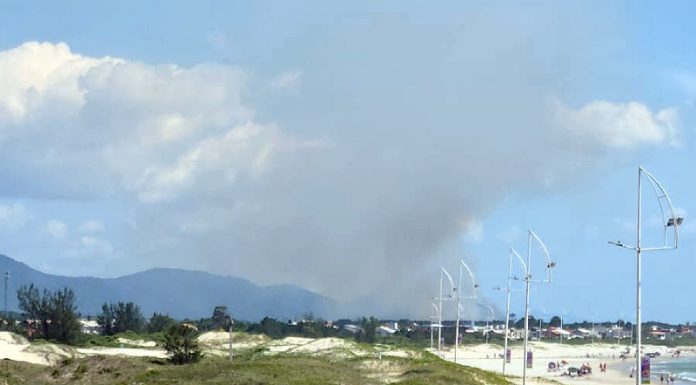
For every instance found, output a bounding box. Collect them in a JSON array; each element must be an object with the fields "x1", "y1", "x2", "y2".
[{"x1": 163, "y1": 323, "x2": 201, "y2": 365}]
